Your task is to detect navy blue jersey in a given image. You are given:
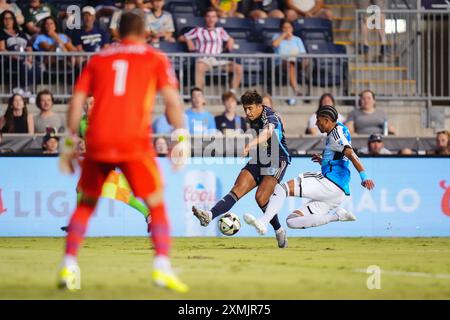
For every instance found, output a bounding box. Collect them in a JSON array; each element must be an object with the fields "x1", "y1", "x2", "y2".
[{"x1": 248, "y1": 106, "x2": 291, "y2": 165}]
